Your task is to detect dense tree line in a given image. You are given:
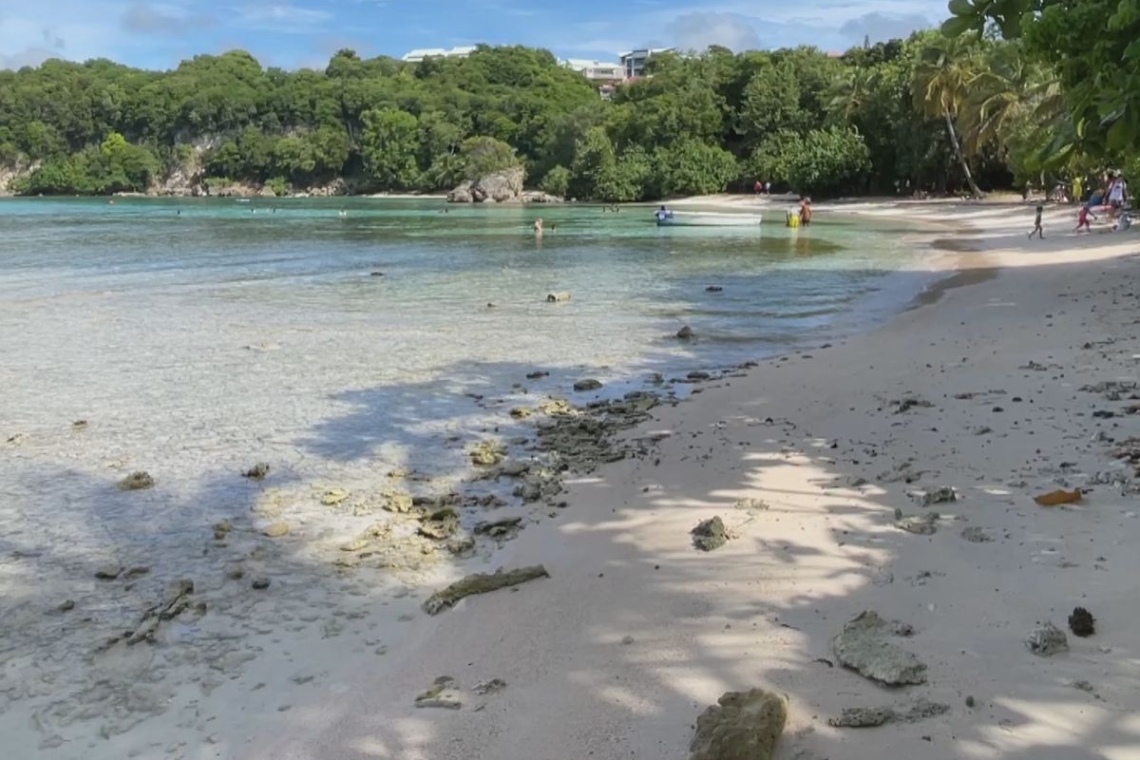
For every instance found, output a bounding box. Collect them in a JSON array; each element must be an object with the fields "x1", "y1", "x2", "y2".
[{"x1": 0, "y1": 7, "x2": 1129, "y2": 201}]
